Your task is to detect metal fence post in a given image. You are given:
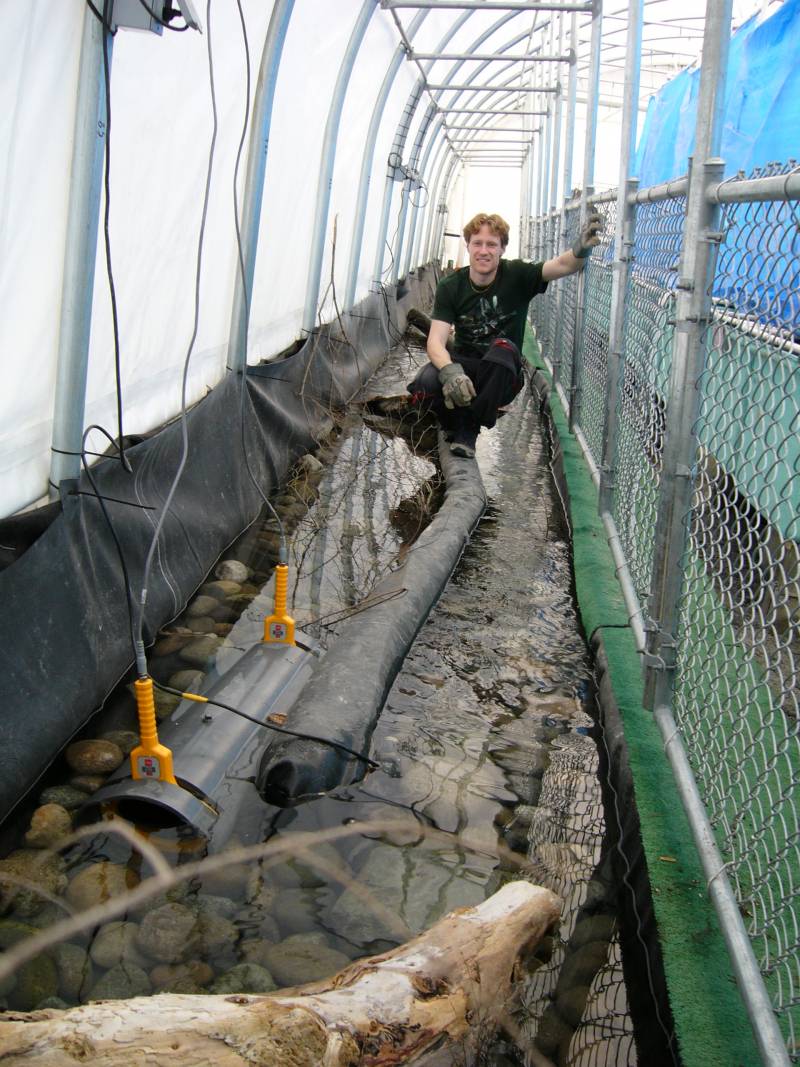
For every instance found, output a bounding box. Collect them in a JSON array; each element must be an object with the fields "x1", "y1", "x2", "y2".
[
  {"x1": 549, "y1": 204, "x2": 569, "y2": 382},
  {"x1": 598, "y1": 0, "x2": 642, "y2": 509},
  {"x1": 549, "y1": 16, "x2": 563, "y2": 213},
  {"x1": 227, "y1": 0, "x2": 294, "y2": 371},
  {"x1": 49, "y1": 7, "x2": 110, "y2": 495},
  {"x1": 420, "y1": 135, "x2": 447, "y2": 265},
  {"x1": 568, "y1": 0, "x2": 602, "y2": 431},
  {"x1": 519, "y1": 145, "x2": 530, "y2": 258},
  {"x1": 301, "y1": 0, "x2": 374, "y2": 333},
  {"x1": 599, "y1": 180, "x2": 637, "y2": 511},
  {"x1": 548, "y1": 11, "x2": 577, "y2": 391},
  {"x1": 562, "y1": 12, "x2": 577, "y2": 201},
  {"x1": 643, "y1": 0, "x2": 732, "y2": 712},
  {"x1": 344, "y1": 10, "x2": 427, "y2": 308}
]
